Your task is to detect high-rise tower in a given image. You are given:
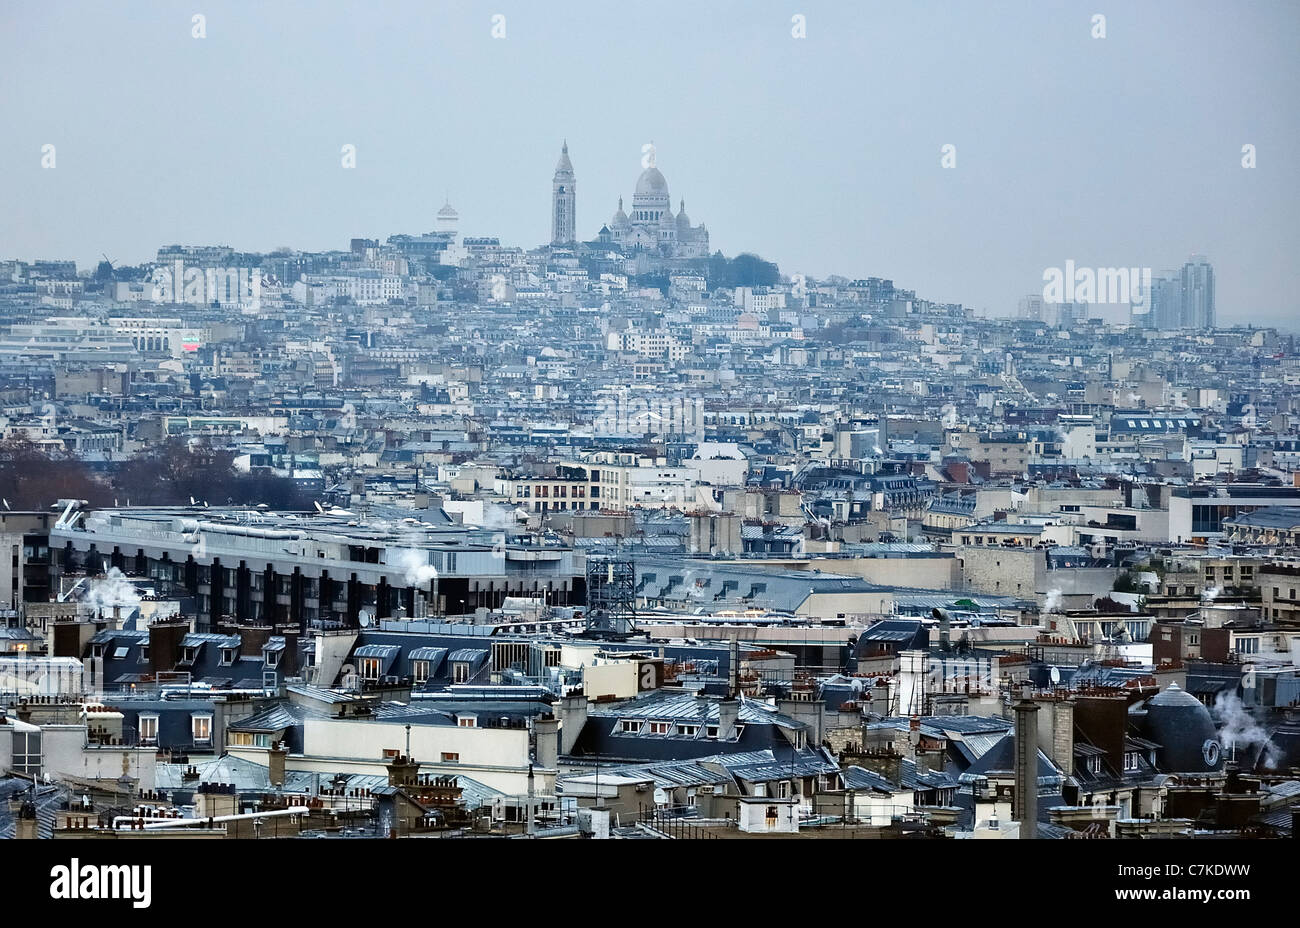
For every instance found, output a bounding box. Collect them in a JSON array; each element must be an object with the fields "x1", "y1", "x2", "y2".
[
  {"x1": 1181, "y1": 255, "x2": 1215, "y2": 329},
  {"x1": 551, "y1": 141, "x2": 576, "y2": 246}
]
